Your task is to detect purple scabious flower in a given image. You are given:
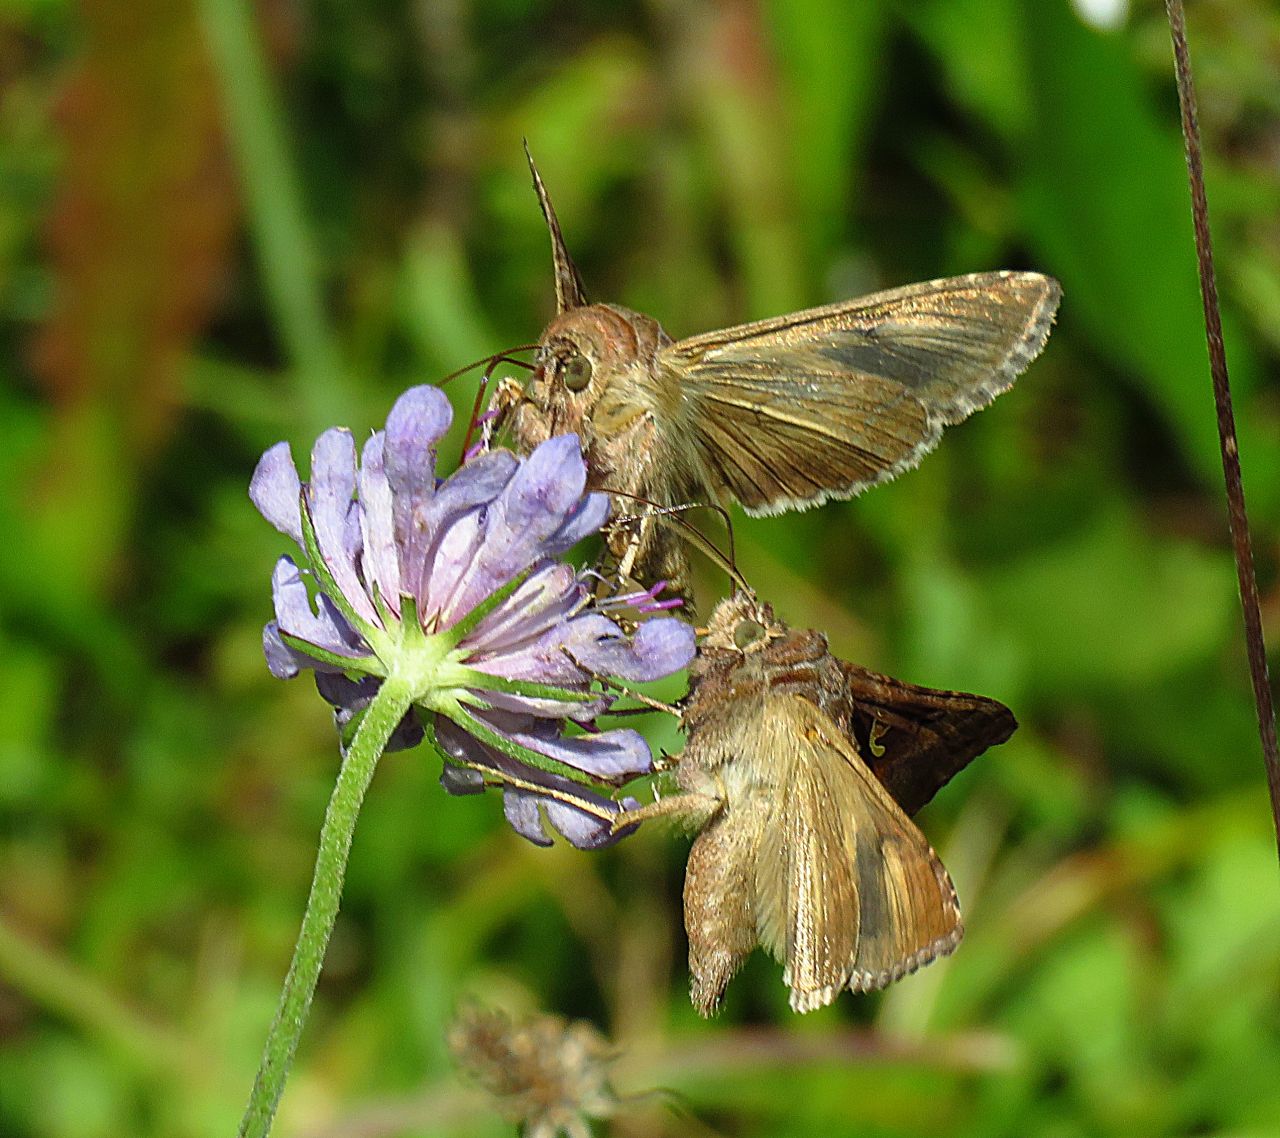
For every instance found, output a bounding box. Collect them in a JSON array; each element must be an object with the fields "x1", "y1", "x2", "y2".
[{"x1": 250, "y1": 385, "x2": 694, "y2": 849}]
